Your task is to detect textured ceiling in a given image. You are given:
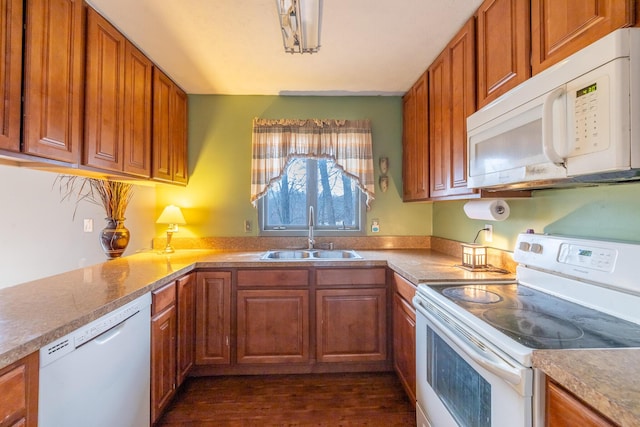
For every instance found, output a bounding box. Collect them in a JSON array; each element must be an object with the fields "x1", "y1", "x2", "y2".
[{"x1": 85, "y1": 0, "x2": 484, "y2": 95}]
